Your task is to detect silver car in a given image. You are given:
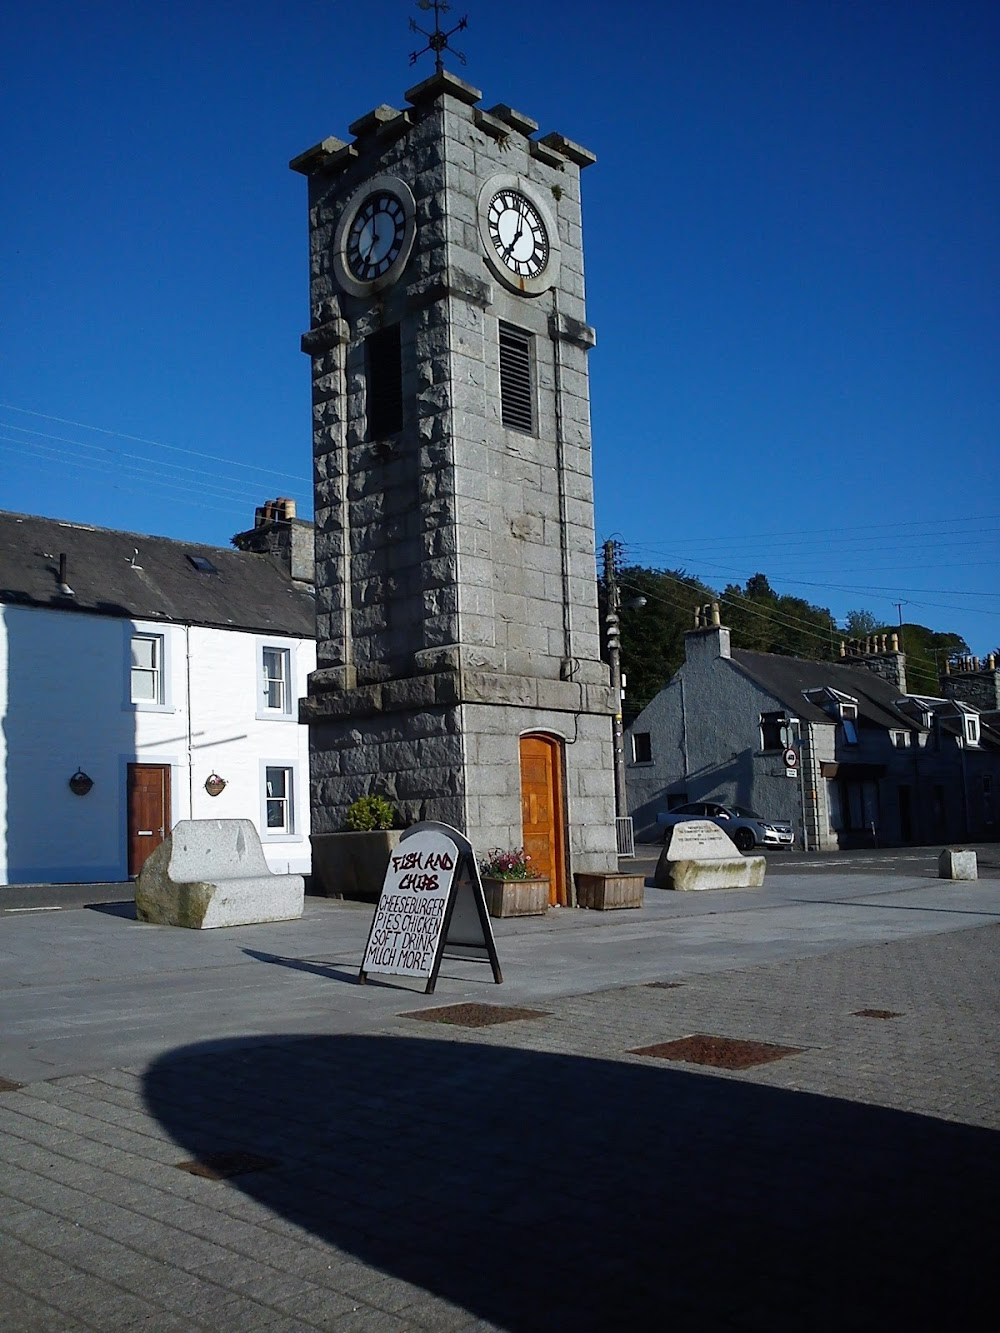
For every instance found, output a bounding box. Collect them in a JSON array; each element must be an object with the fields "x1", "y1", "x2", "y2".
[{"x1": 656, "y1": 802, "x2": 794, "y2": 853}]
